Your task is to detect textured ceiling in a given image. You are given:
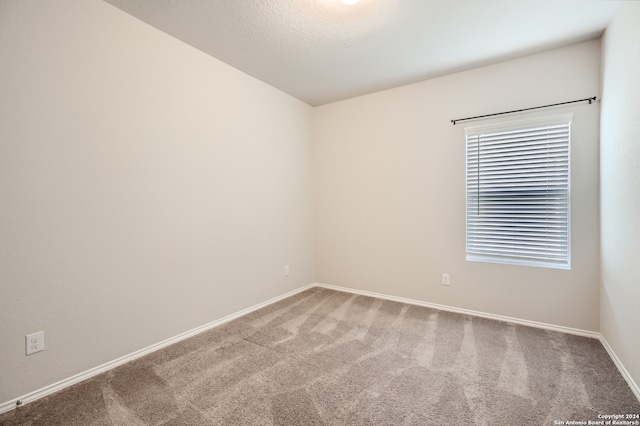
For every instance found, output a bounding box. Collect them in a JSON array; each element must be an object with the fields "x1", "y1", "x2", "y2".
[{"x1": 103, "y1": 0, "x2": 619, "y2": 106}]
